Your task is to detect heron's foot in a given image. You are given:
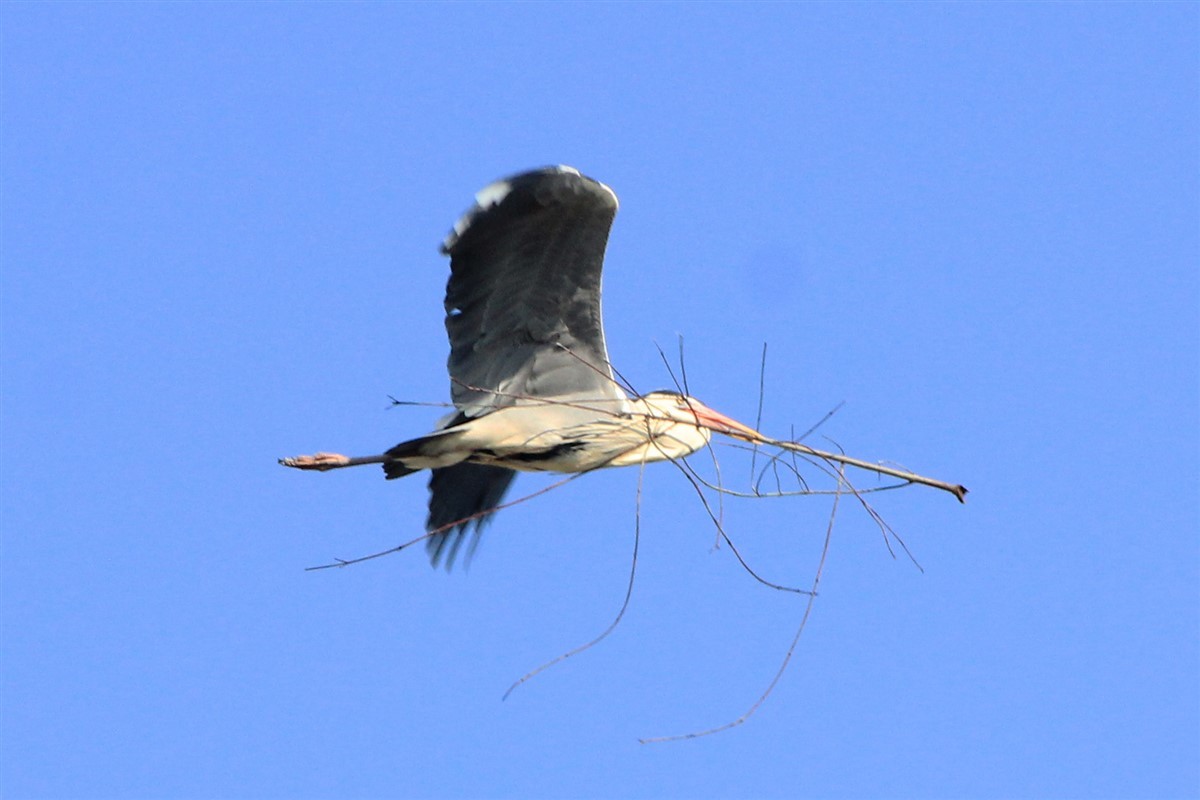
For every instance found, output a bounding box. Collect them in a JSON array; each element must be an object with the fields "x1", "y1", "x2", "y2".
[{"x1": 278, "y1": 452, "x2": 351, "y2": 471}]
